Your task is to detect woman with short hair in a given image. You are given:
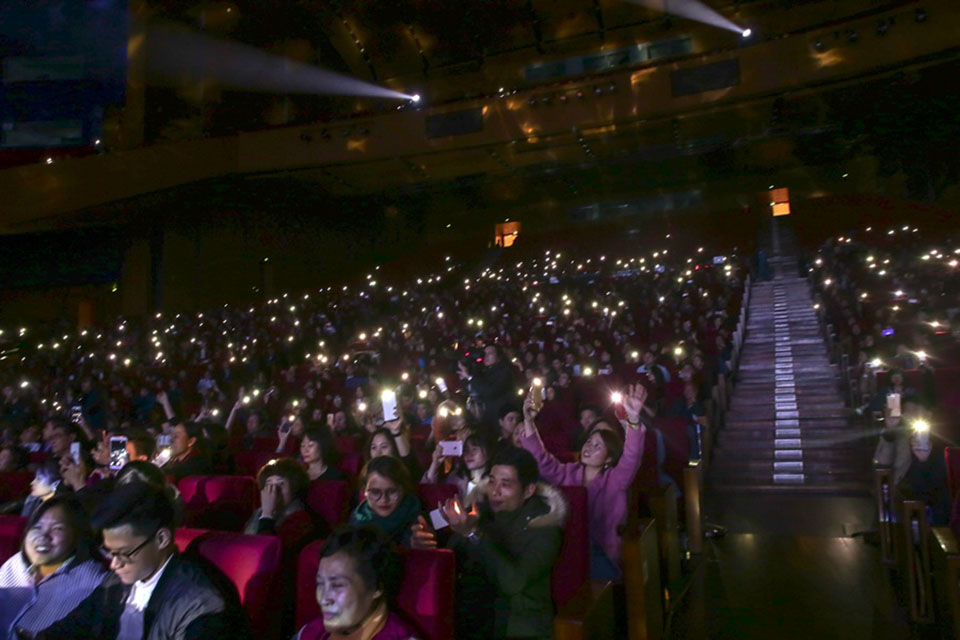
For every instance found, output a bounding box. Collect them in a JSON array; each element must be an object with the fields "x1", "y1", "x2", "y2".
[{"x1": 294, "y1": 525, "x2": 419, "y2": 640}]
